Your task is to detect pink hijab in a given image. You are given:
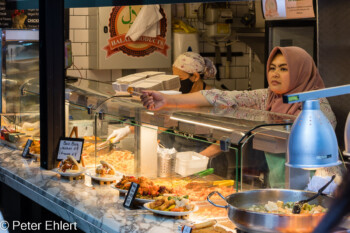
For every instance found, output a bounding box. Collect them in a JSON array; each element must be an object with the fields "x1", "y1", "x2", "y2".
[{"x1": 266, "y1": 46, "x2": 325, "y2": 116}]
